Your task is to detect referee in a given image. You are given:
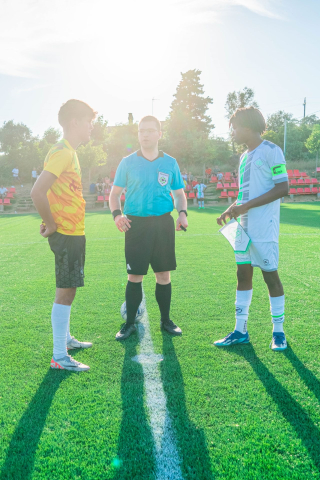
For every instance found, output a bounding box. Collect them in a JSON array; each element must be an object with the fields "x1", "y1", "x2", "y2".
[{"x1": 110, "y1": 115, "x2": 188, "y2": 340}]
